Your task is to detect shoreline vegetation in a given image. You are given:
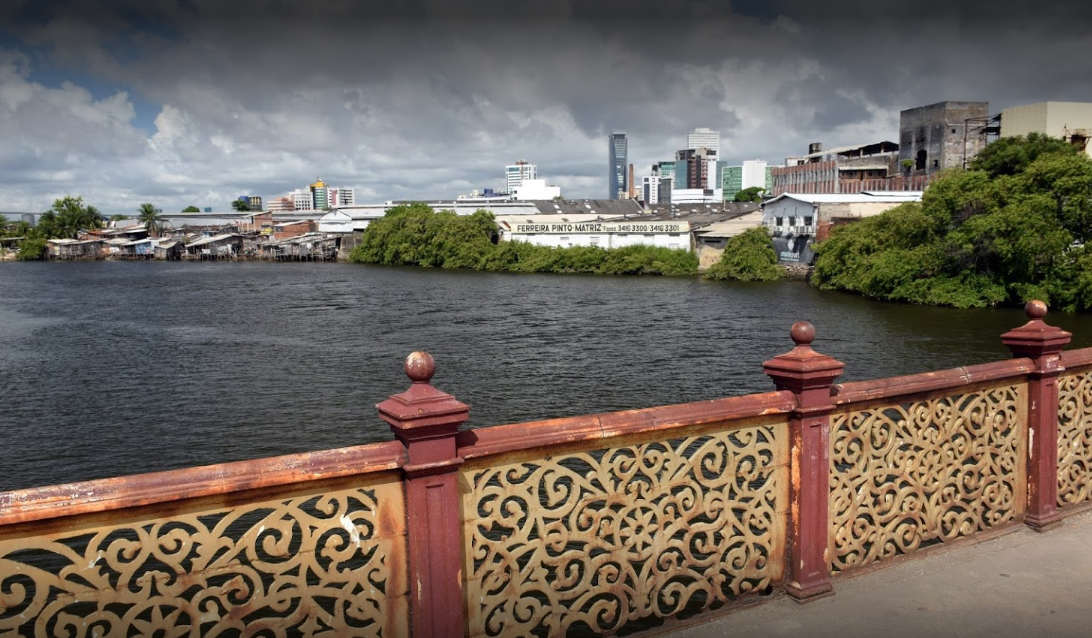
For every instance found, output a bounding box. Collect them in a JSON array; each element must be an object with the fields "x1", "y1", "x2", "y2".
[
  {"x1": 345, "y1": 202, "x2": 784, "y2": 281},
  {"x1": 813, "y1": 133, "x2": 1092, "y2": 312}
]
